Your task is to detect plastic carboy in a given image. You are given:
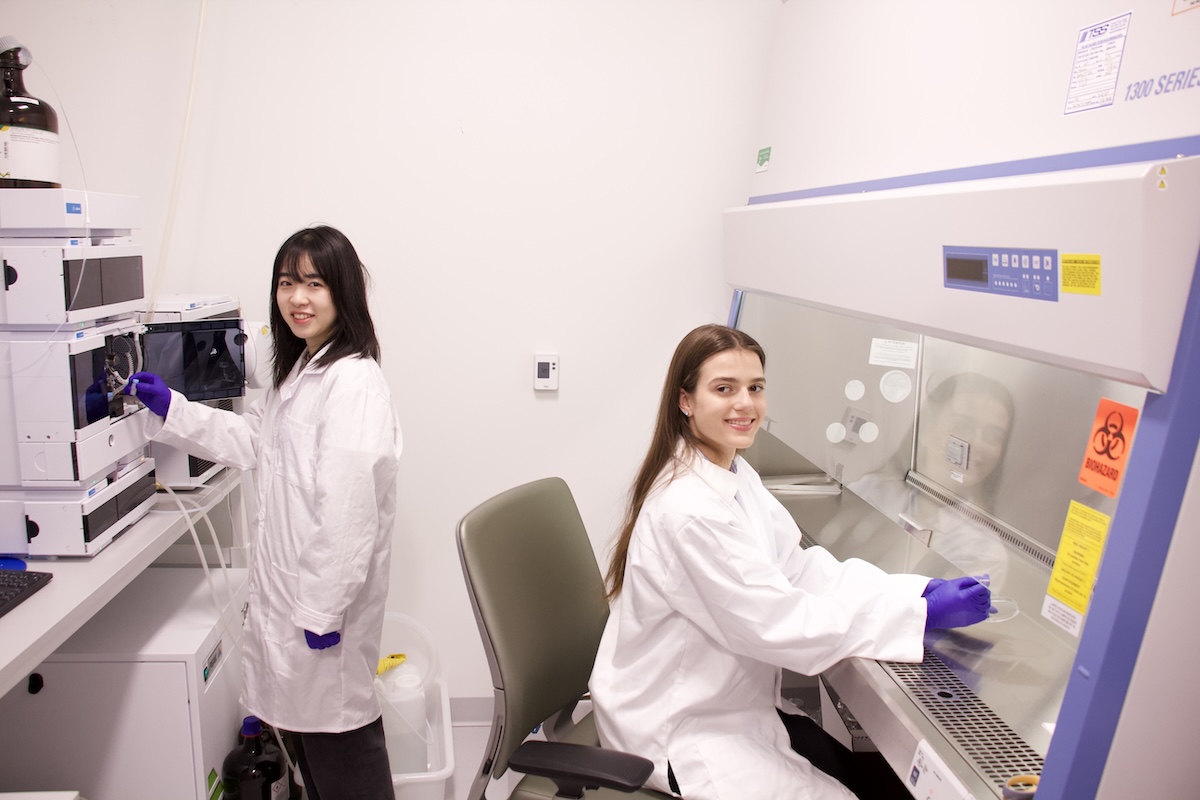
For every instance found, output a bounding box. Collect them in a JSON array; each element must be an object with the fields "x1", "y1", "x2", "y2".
[
  {"x1": 0, "y1": 35, "x2": 61, "y2": 188},
  {"x1": 375, "y1": 659, "x2": 429, "y2": 774},
  {"x1": 221, "y1": 715, "x2": 289, "y2": 800}
]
